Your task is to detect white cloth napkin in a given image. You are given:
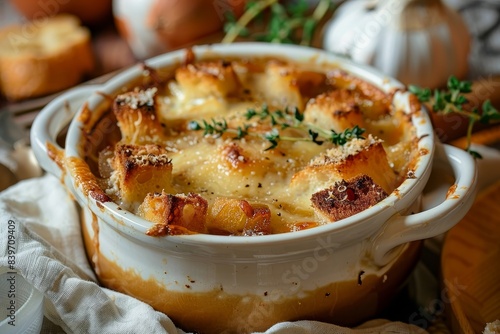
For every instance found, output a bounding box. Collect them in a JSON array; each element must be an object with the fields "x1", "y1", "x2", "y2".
[{"x1": 0, "y1": 174, "x2": 427, "y2": 334}]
